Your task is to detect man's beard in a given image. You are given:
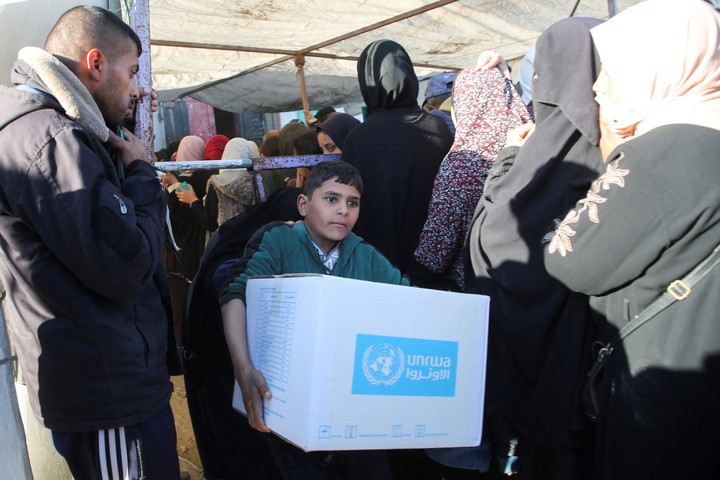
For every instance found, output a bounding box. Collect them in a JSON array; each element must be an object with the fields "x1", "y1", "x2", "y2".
[{"x1": 94, "y1": 76, "x2": 134, "y2": 130}]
